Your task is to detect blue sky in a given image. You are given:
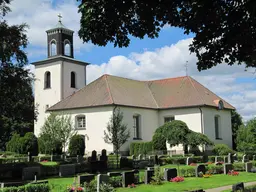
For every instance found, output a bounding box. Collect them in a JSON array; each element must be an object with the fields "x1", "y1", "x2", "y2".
[{"x1": 6, "y1": 0, "x2": 256, "y2": 121}]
